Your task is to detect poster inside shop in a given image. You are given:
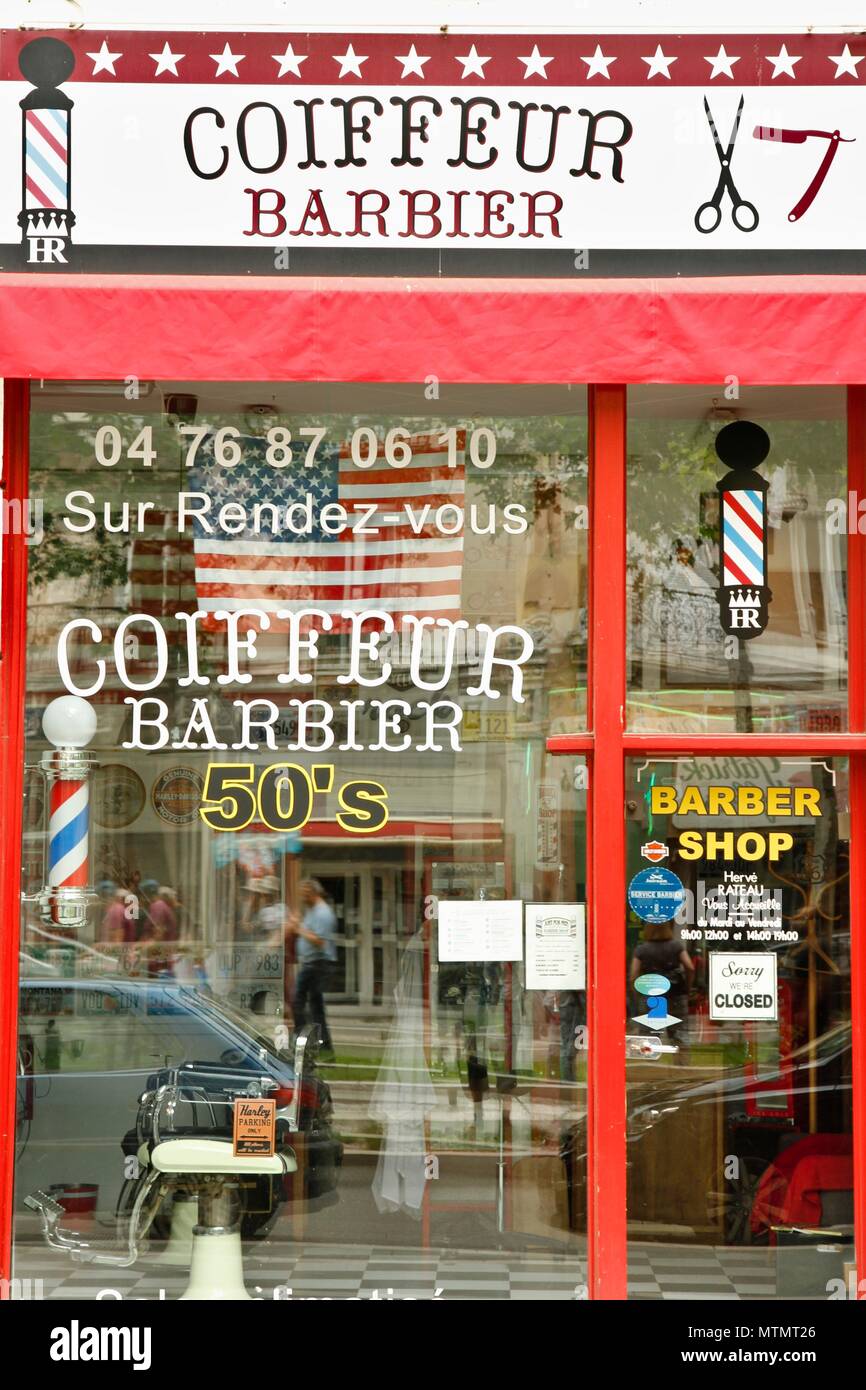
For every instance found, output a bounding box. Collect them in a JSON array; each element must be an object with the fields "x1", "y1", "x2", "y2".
[
  {"x1": 437, "y1": 899, "x2": 523, "y2": 963},
  {"x1": 525, "y1": 903, "x2": 585, "y2": 990},
  {"x1": 3, "y1": 28, "x2": 866, "y2": 270}
]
